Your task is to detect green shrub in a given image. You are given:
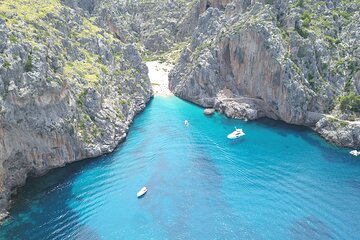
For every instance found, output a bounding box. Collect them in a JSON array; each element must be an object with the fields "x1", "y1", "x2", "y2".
[
  {"x1": 307, "y1": 73, "x2": 316, "y2": 88},
  {"x1": 339, "y1": 92, "x2": 360, "y2": 112},
  {"x1": 33, "y1": 46, "x2": 39, "y2": 52},
  {"x1": 9, "y1": 35, "x2": 17, "y2": 43},
  {"x1": 114, "y1": 69, "x2": 121, "y2": 76},
  {"x1": 25, "y1": 55, "x2": 33, "y2": 72},
  {"x1": 2, "y1": 61, "x2": 11, "y2": 68},
  {"x1": 339, "y1": 121, "x2": 349, "y2": 127},
  {"x1": 77, "y1": 89, "x2": 88, "y2": 106},
  {"x1": 344, "y1": 79, "x2": 352, "y2": 92},
  {"x1": 295, "y1": 0, "x2": 304, "y2": 8},
  {"x1": 297, "y1": 46, "x2": 307, "y2": 58},
  {"x1": 338, "y1": 11, "x2": 351, "y2": 20},
  {"x1": 348, "y1": 61, "x2": 357, "y2": 73},
  {"x1": 119, "y1": 99, "x2": 127, "y2": 105},
  {"x1": 100, "y1": 66, "x2": 108, "y2": 74},
  {"x1": 296, "y1": 26, "x2": 309, "y2": 38},
  {"x1": 322, "y1": 63, "x2": 328, "y2": 71},
  {"x1": 324, "y1": 35, "x2": 340, "y2": 46},
  {"x1": 301, "y1": 11, "x2": 312, "y2": 27}
]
